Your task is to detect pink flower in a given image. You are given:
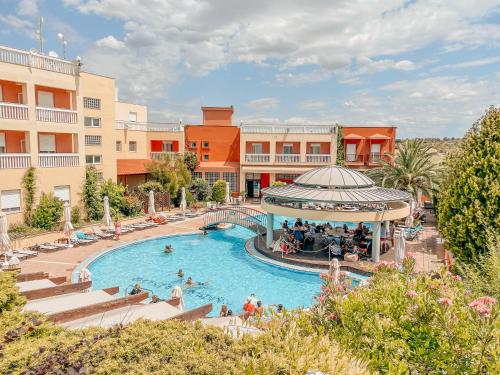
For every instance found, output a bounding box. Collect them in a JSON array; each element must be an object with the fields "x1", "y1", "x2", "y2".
[
  {"x1": 438, "y1": 297, "x2": 453, "y2": 307},
  {"x1": 469, "y1": 300, "x2": 492, "y2": 318},
  {"x1": 326, "y1": 313, "x2": 338, "y2": 321},
  {"x1": 406, "y1": 290, "x2": 417, "y2": 298},
  {"x1": 477, "y1": 296, "x2": 497, "y2": 305},
  {"x1": 320, "y1": 285, "x2": 332, "y2": 294},
  {"x1": 317, "y1": 294, "x2": 327, "y2": 303},
  {"x1": 452, "y1": 275, "x2": 462, "y2": 281},
  {"x1": 339, "y1": 271, "x2": 347, "y2": 277},
  {"x1": 319, "y1": 273, "x2": 332, "y2": 281},
  {"x1": 406, "y1": 252, "x2": 417, "y2": 260}
]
